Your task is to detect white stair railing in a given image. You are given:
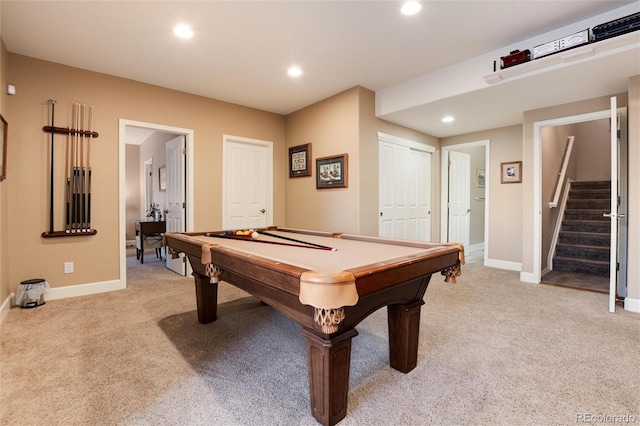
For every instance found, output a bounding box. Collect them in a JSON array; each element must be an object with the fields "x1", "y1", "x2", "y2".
[
  {"x1": 548, "y1": 179, "x2": 574, "y2": 271},
  {"x1": 549, "y1": 136, "x2": 574, "y2": 208}
]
